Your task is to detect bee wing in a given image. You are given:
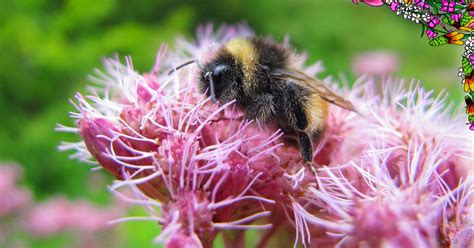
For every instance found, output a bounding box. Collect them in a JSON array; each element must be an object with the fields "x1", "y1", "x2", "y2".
[{"x1": 271, "y1": 68, "x2": 356, "y2": 112}]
